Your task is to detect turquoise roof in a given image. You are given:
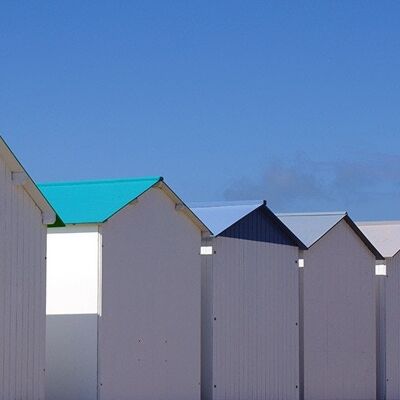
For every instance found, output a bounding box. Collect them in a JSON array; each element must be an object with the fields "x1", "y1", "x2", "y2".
[{"x1": 39, "y1": 177, "x2": 162, "y2": 225}]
